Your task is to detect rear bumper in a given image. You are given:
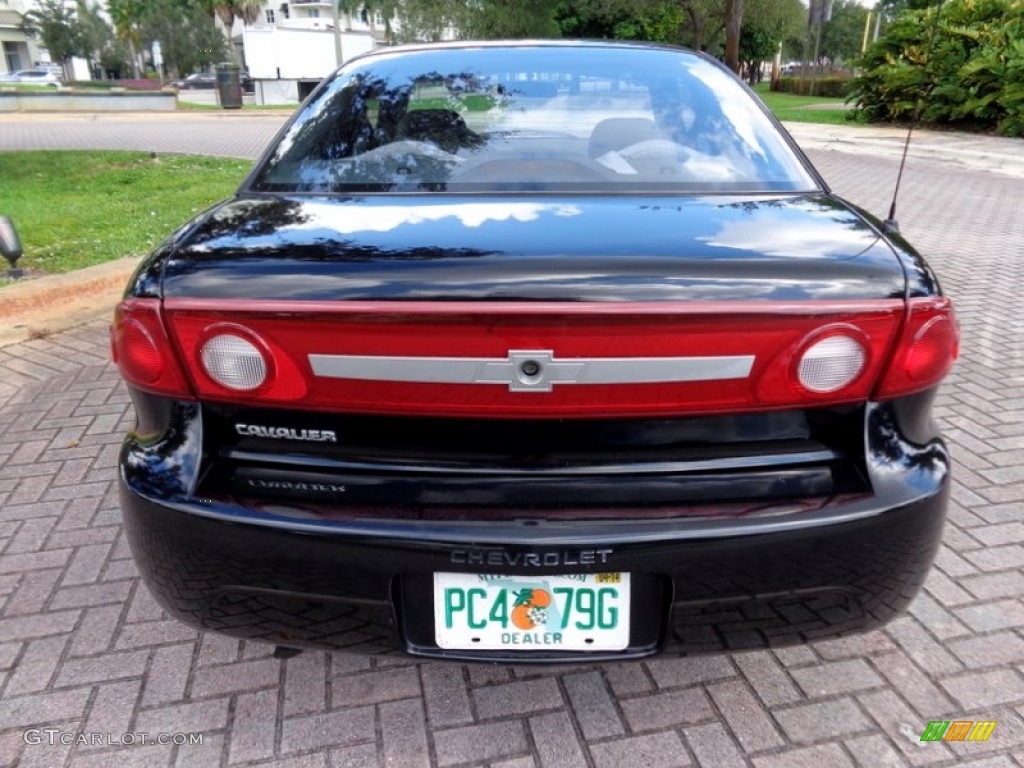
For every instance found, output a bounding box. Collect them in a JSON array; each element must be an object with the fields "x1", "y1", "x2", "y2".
[{"x1": 120, "y1": 443, "x2": 949, "y2": 660}]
